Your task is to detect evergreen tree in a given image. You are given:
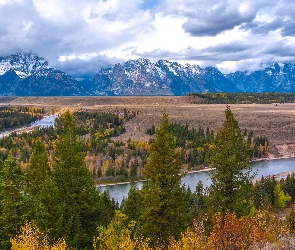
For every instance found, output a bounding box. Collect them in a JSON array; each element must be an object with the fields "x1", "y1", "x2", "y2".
[
  {"x1": 52, "y1": 112, "x2": 108, "y2": 249},
  {"x1": 0, "y1": 155, "x2": 24, "y2": 249},
  {"x1": 139, "y1": 111, "x2": 186, "y2": 247},
  {"x1": 24, "y1": 140, "x2": 63, "y2": 243},
  {"x1": 25, "y1": 140, "x2": 51, "y2": 197},
  {"x1": 209, "y1": 106, "x2": 254, "y2": 215},
  {"x1": 121, "y1": 186, "x2": 143, "y2": 222}
]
